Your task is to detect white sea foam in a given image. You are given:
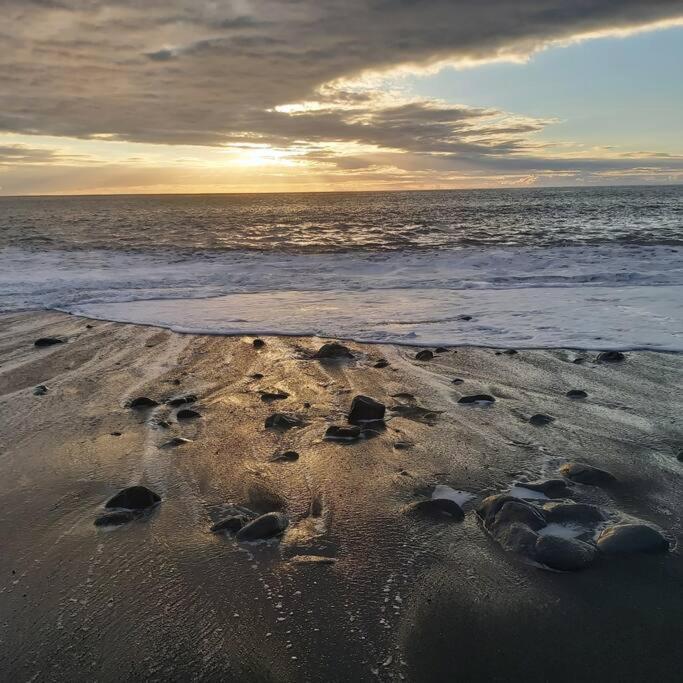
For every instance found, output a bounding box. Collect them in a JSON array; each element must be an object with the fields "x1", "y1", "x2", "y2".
[{"x1": 1, "y1": 245, "x2": 681, "y2": 350}]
